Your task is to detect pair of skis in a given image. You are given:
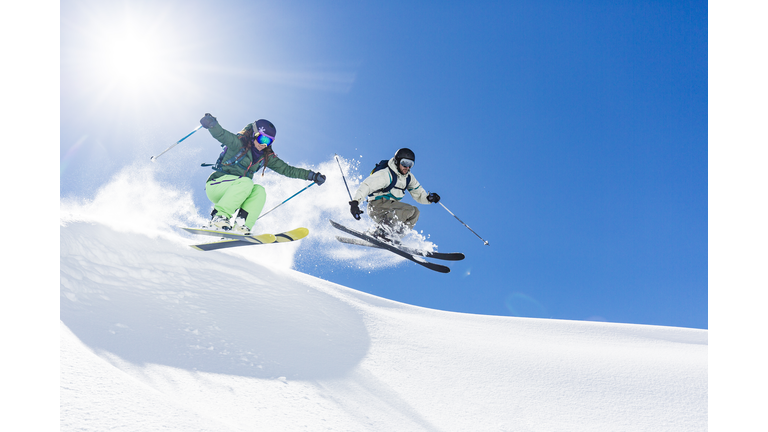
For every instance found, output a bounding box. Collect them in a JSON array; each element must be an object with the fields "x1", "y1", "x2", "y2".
[
  {"x1": 183, "y1": 220, "x2": 463, "y2": 273},
  {"x1": 180, "y1": 227, "x2": 309, "y2": 251},
  {"x1": 329, "y1": 220, "x2": 463, "y2": 273}
]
